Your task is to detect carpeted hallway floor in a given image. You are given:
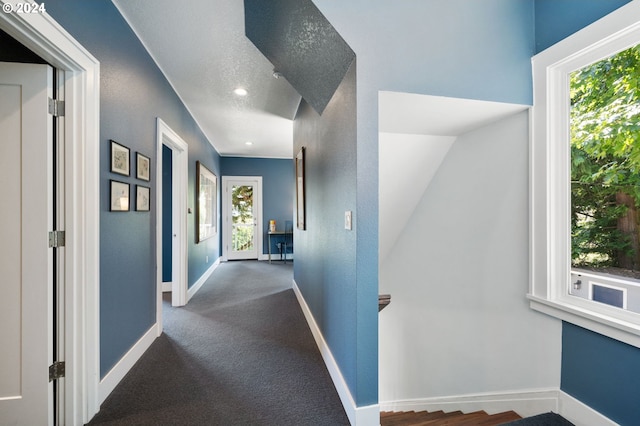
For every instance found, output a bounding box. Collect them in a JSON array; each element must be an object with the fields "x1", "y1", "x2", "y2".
[{"x1": 88, "y1": 260, "x2": 350, "y2": 425}]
